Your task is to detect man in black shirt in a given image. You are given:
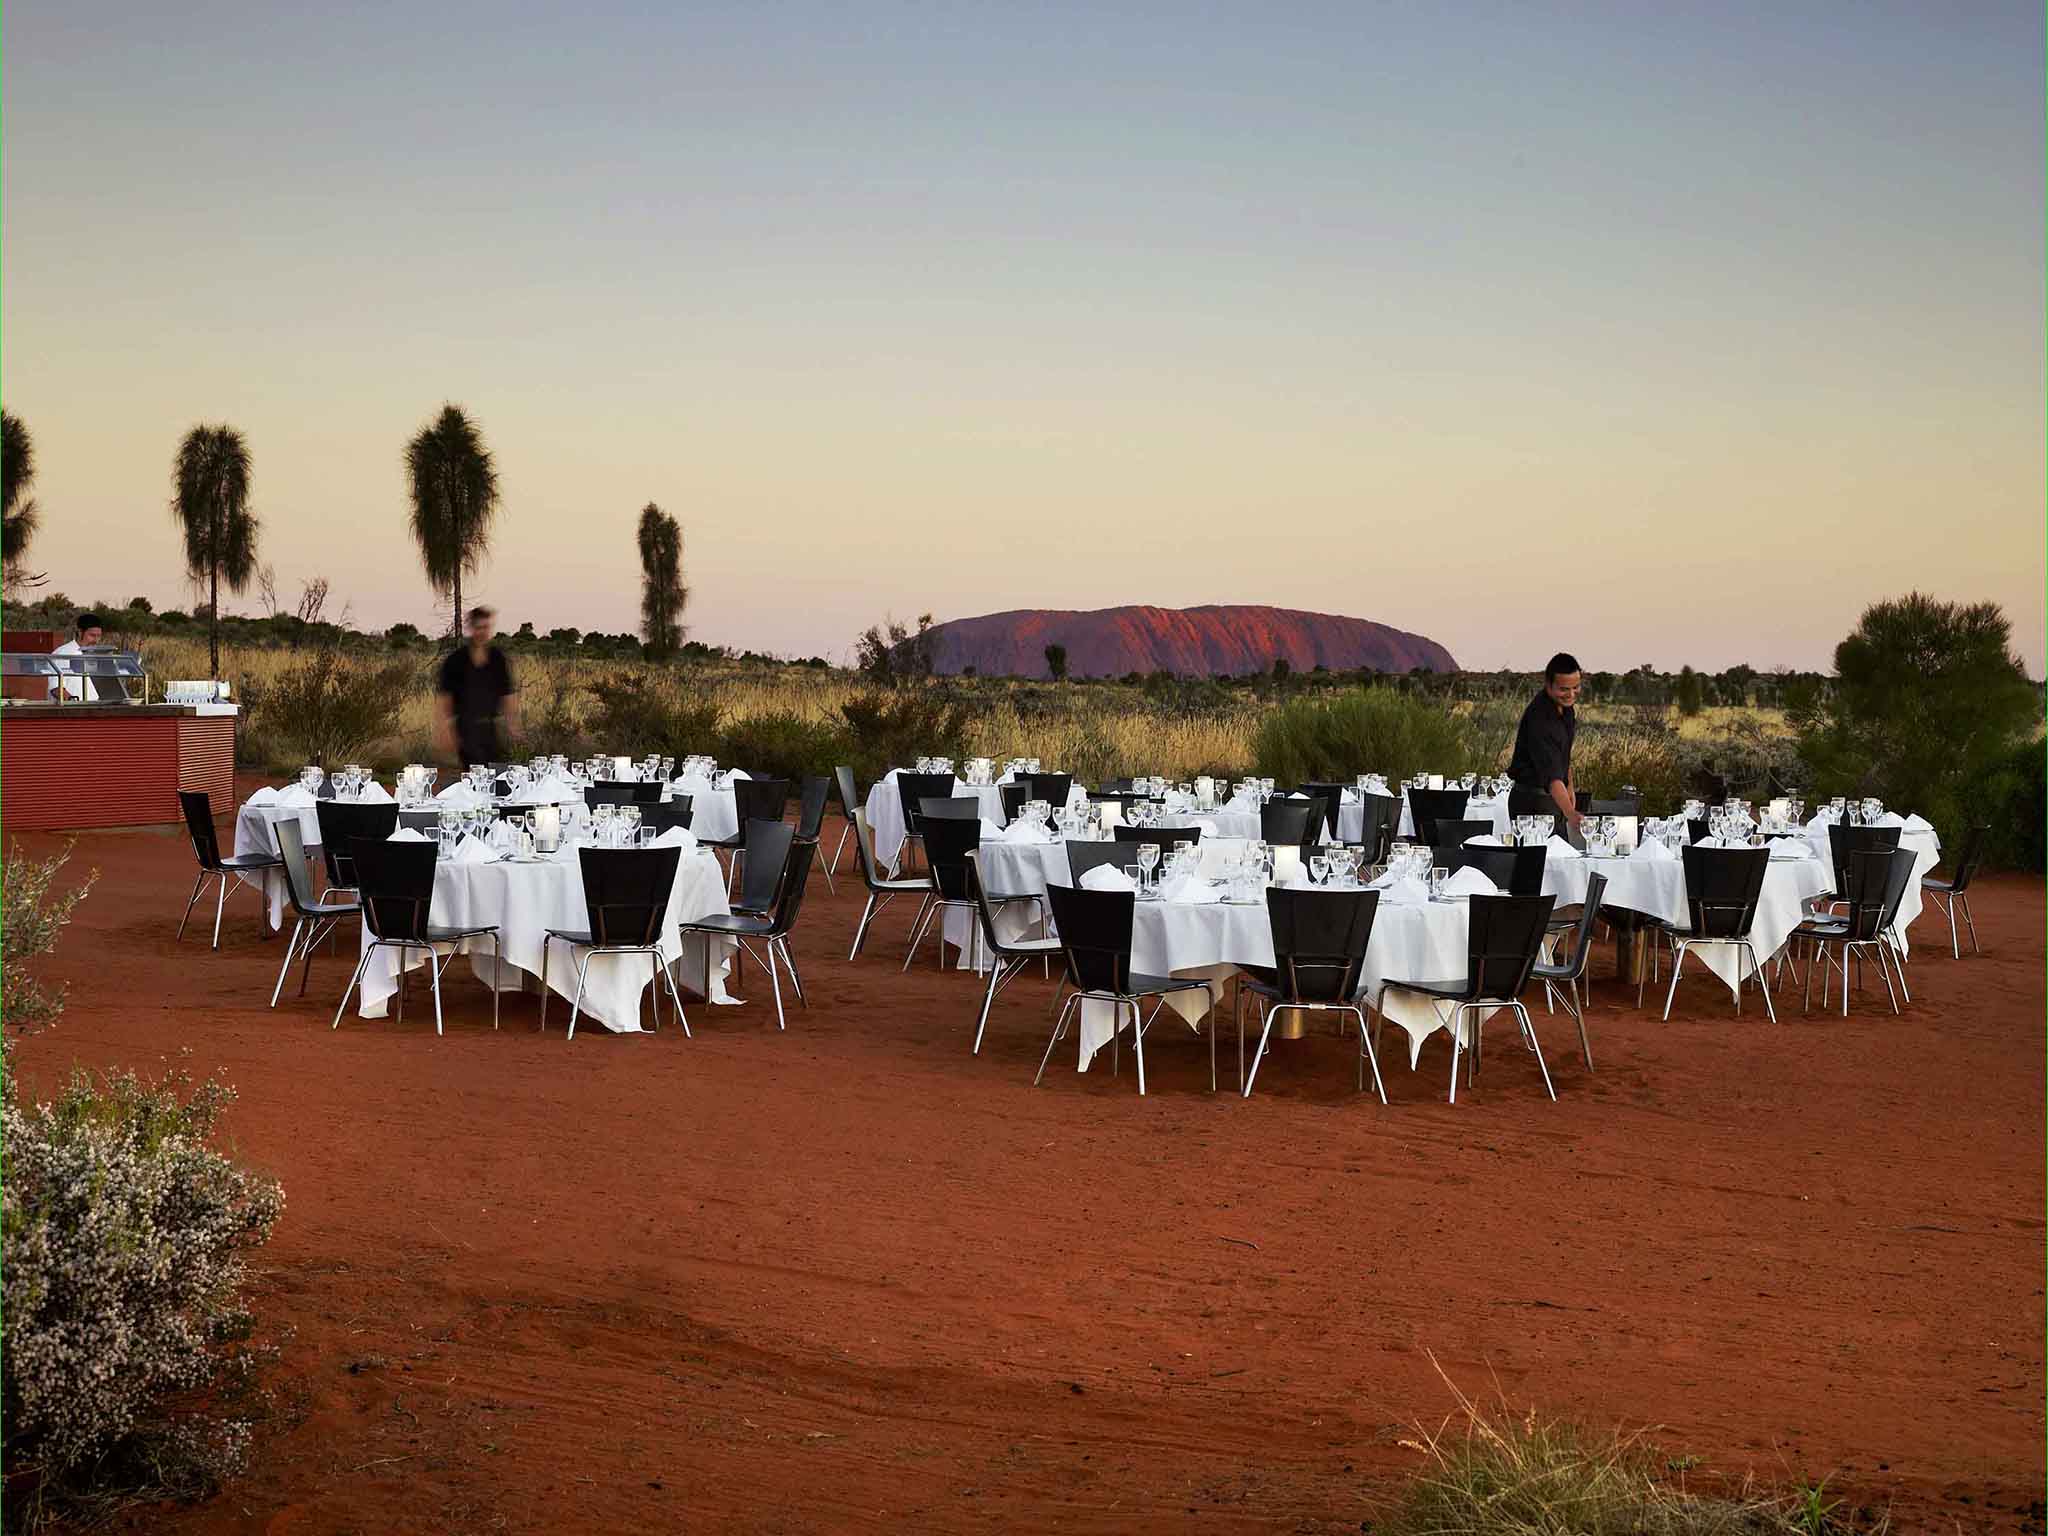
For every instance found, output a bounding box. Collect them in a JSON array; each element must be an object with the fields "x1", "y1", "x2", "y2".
[
  {"x1": 435, "y1": 607, "x2": 520, "y2": 770},
  {"x1": 1507, "y1": 652, "x2": 1582, "y2": 834}
]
